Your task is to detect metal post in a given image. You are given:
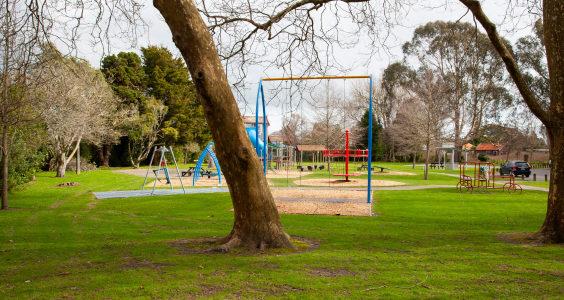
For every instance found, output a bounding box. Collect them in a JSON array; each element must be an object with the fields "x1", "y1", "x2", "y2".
[
  {"x1": 443, "y1": 151, "x2": 446, "y2": 169},
  {"x1": 367, "y1": 75, "x2": 373, "y2": 204},
  {"x1": 261, "y1": 84, "x2": 267, "y2": 175},
  {"x1": 142, "y1": 146, "x2": 157, "y2": 190},
  {"x1": 152, "y1": 148, "x2": 164, "y2": 196},
  {"x1": 255, "y1": 80, "x2": 262, "y2": 172},
  {"x1": 163, "y1": 152, "x2": 173, "y2": 190},
  {"x1": 170, "y1": 146, "x2": 186, "y2": 194},
  {"x1": 345, "y1": 130, "x2": 350, "y2": 181}
]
